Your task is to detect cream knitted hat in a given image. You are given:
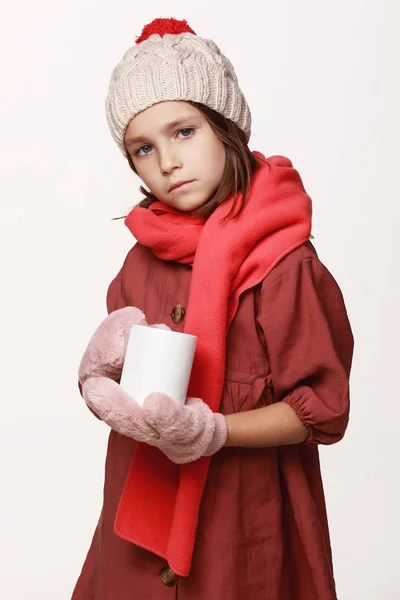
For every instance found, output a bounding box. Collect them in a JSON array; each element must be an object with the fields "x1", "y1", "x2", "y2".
[{"x1": 105, "y1": 18, "x2": 251, "y2": 158}]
